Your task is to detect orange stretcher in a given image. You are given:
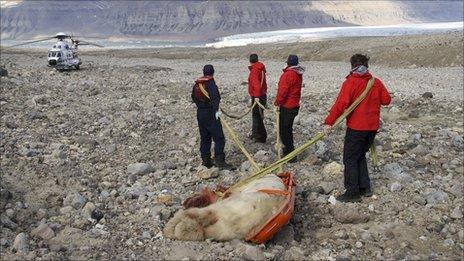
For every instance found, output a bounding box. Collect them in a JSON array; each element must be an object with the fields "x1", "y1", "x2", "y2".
[
  {"x1": 182, "y1": 172, "x2": 296, "y2": 244},
  {"x1": 246, "y1": 172, "x2": 296, "y2": 244}
]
